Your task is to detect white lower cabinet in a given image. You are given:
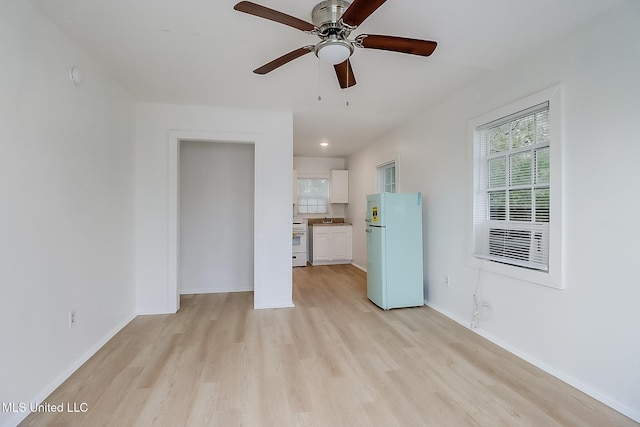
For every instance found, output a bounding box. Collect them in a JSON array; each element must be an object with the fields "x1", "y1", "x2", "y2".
[
  {"x1": 312, "y1": 231, "x2": 331, "y2": 263},
  {"x1": 310, "y1": 225, "x2": 352, "y2": 265}
]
